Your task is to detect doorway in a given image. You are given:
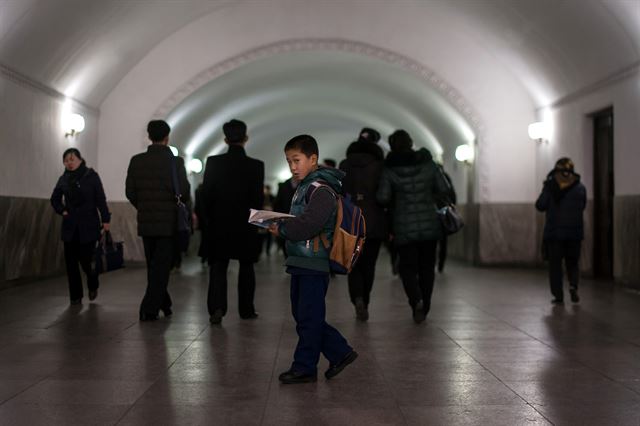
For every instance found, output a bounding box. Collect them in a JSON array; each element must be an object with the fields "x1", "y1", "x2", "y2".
[{"x1": 592, "y1": 107, "x2": 614, "y2": 279}]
